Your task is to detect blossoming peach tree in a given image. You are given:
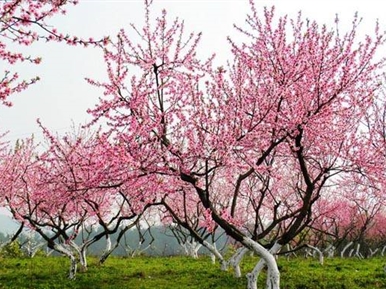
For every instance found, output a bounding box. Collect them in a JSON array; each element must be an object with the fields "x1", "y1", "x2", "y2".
[
  {"x1": 0, "y1": 124, "x2": 156, "y2": 279},
  {"x1": 2, "y1": 0, "x2": 386, "y2": 288},
  {"x1": 0, "y1": 0, "x2": 104, "y2": 220},
  {"x1": 86, "y1": 0, "x2": 385, "y2": 288}
]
